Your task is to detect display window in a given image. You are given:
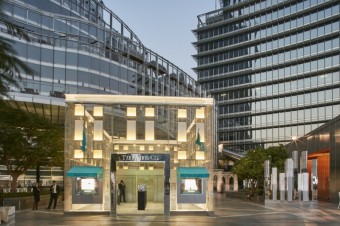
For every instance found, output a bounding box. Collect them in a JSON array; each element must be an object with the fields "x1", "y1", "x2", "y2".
[
  {"x1": 180, "y1": 178, "x2": 202, "y2": 194},
  {"x1": 76, "y1": 177, "x2": 99, "y2": 195}
]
